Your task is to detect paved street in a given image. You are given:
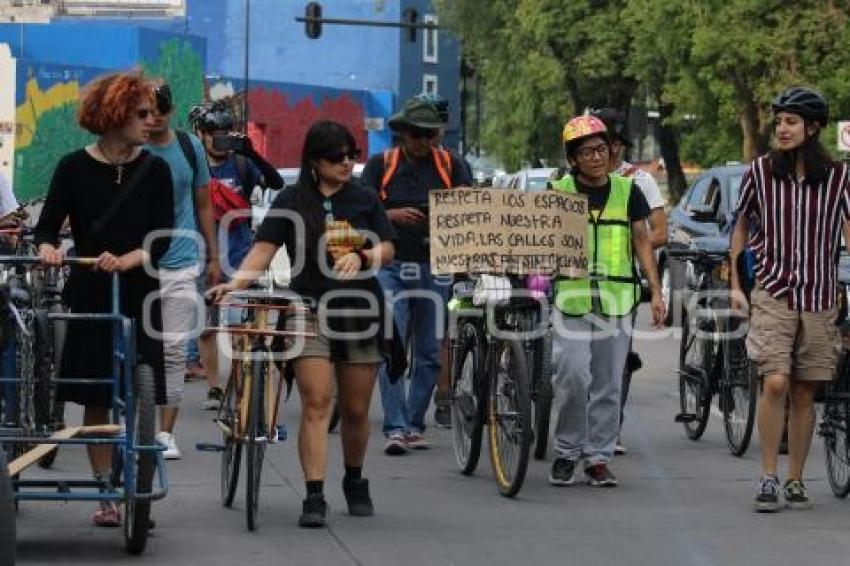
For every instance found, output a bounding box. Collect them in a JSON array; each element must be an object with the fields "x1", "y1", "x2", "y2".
[{"x1": 13, "y1": 311, "x2": 850, "y2": 566}]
